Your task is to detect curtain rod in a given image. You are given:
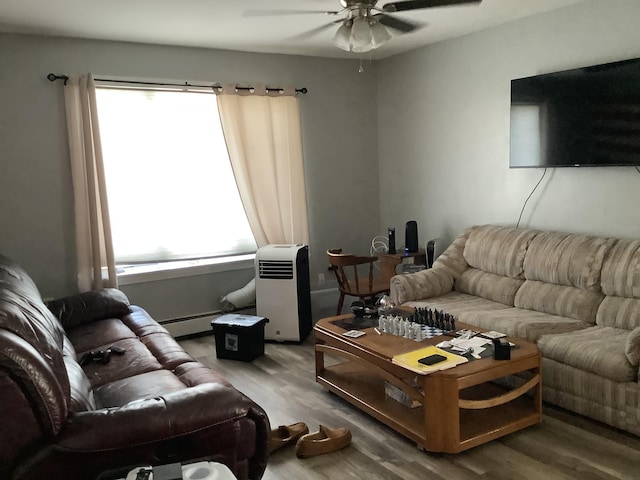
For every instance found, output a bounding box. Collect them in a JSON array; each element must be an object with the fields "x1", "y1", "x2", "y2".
[{"x1": 46, "y1": 73, "x2": 308, "y2": 95}]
